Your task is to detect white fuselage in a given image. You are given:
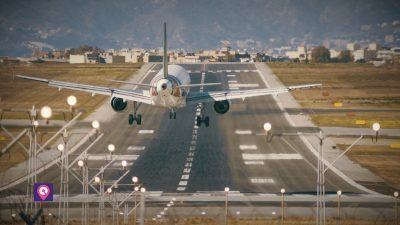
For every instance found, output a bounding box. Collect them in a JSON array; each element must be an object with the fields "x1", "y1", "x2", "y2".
[{"x1": 149, "y1": 65, "x2": 190, "y2": 108}]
